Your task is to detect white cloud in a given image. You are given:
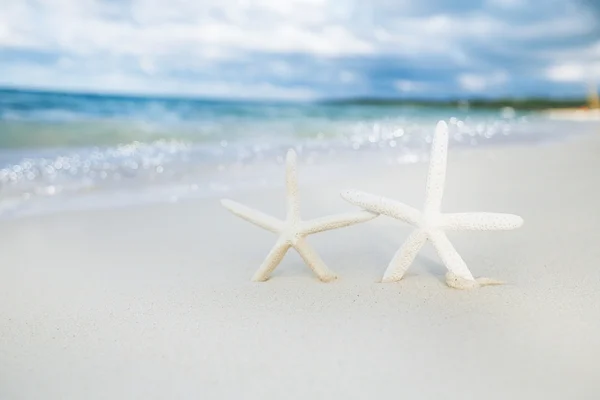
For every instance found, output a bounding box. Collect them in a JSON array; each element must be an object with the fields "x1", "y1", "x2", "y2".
[
  {"x1": 541, "y1": 40, "x2": 600, "y2": 65},
  {"x1": 0, "y1": 0, "x2": 372, "y2": 58},
  {"x1": 139, "y1": 57, "x2": 158, "y2": 75},
  {"x1": 546, "y1": 64, "x2": 586, "y2": 82},
  {"x1": 0, "y1": 61, "x2": 318, "y2": 100},
  {"x1": 457, "y1": 71, "x2": 509, "y2": 92},
  {"x1": 546, "y1": 62, "x2": 600, "y2": 83},
  {"x1": 0, "y1": 0, "x2": 598, "y2": 97},
  {"x1": 393, "y1": 80, "x2": 429, "y2": 93}
]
